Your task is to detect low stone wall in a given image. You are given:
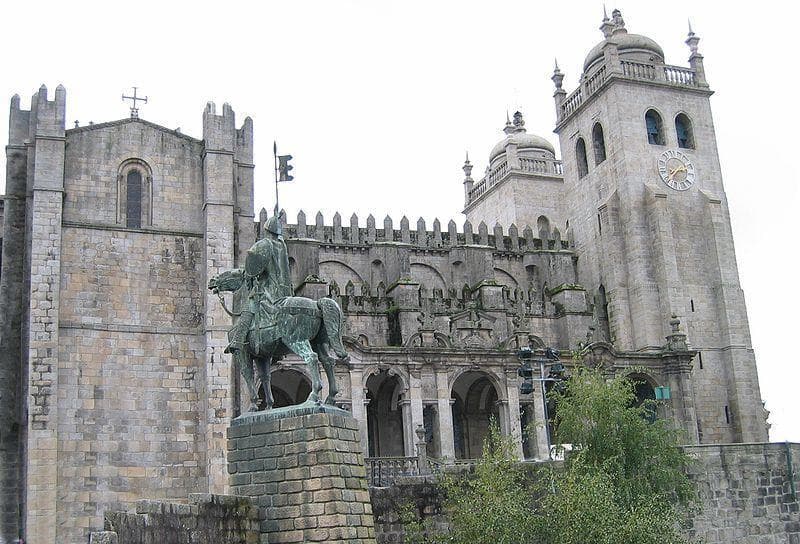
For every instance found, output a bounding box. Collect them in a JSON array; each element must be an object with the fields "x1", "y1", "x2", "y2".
[
  {"x1": 371, "y1": 443, "x2": 800, "y2": 544},
  {"x1": 685, "y1": 442, "x2": 800, "y2": 543},
  {"x1": 88, "y1": 494, "x2": 260, "y2": 544}
]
